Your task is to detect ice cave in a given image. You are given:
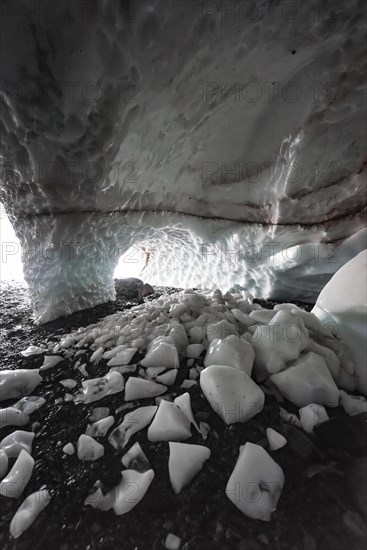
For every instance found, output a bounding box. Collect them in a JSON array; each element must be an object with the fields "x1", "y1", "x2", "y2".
[{"x1": 0, "y1": 1, "x2": 366, "y2": 549}]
